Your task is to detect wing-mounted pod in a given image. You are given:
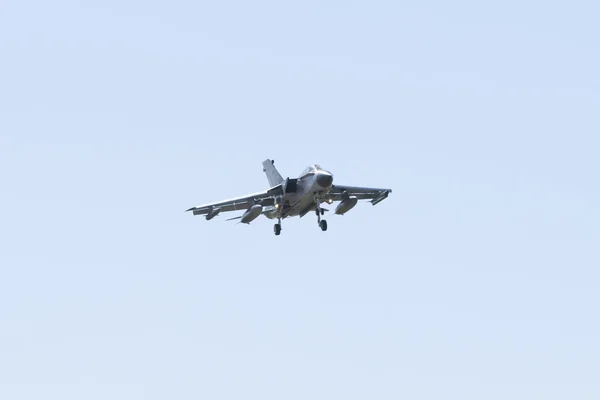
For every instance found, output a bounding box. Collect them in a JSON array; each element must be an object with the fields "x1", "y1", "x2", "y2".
[
  {"x1": 240, "y1": 205, "x2": 263, "y2": 223},
  {"x1": 371, "y1": 190, "x2": 391, "y2": 206},
  {"x1": 226, "y1": 203, "x2": 264, "y2": 223},
  {"x1": 335, "y1": 191, "x2": 358, "y2": 215},
  {"x1": 205, "y1": 207, "x2": 222, "y2": 220}
]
